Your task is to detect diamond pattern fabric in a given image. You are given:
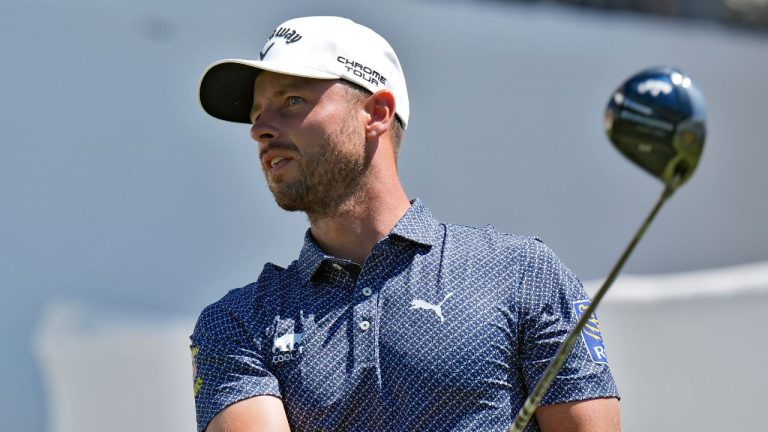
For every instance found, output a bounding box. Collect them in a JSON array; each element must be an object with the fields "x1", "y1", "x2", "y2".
[{"x1": 191, "y1": 199, "x2": 618, "y2": 431}]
